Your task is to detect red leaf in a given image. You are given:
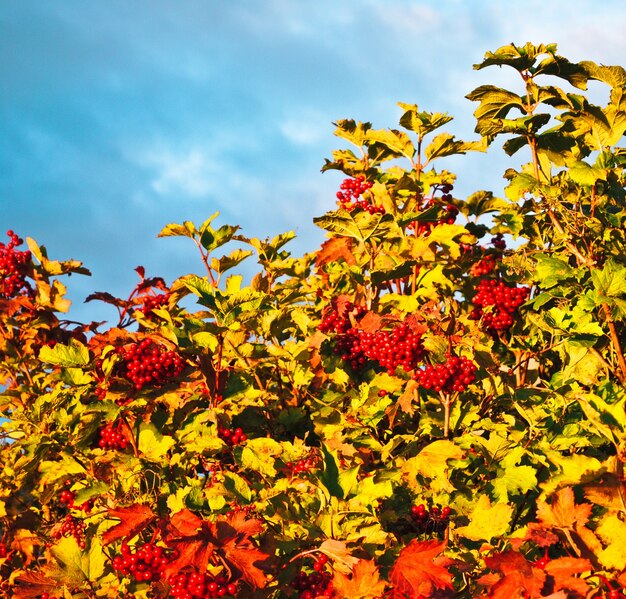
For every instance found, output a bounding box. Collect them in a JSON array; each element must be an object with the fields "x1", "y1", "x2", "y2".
[
  {"x1": 482, "y1": 551, "x2": 546, "y2": 598},
  {"x1": 162, "y1": 509, "x2": 217, "y2": 579},
  {"x1": 162, "y1": 510, "x2": 271, "y2": 590},
  {"x1": 215, "y1": 512, "x2": 271, "y2": 589},
  {"x1": 389, "y1": 539, "x2": 454, "y2": 598},
  {"x1": 102, "y1": 503, "x2": 156, "y2": 545}
]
